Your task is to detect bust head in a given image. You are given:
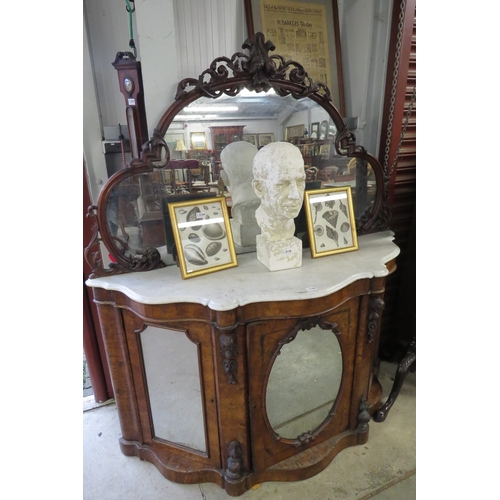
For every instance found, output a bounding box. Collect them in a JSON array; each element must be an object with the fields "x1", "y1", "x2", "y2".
[
  {"x1": 220, "y1": 141, "x2": 260, "y2": 223},
  {"x1": 252, "y1": 142, "x2": 306, "y2": 240}
]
